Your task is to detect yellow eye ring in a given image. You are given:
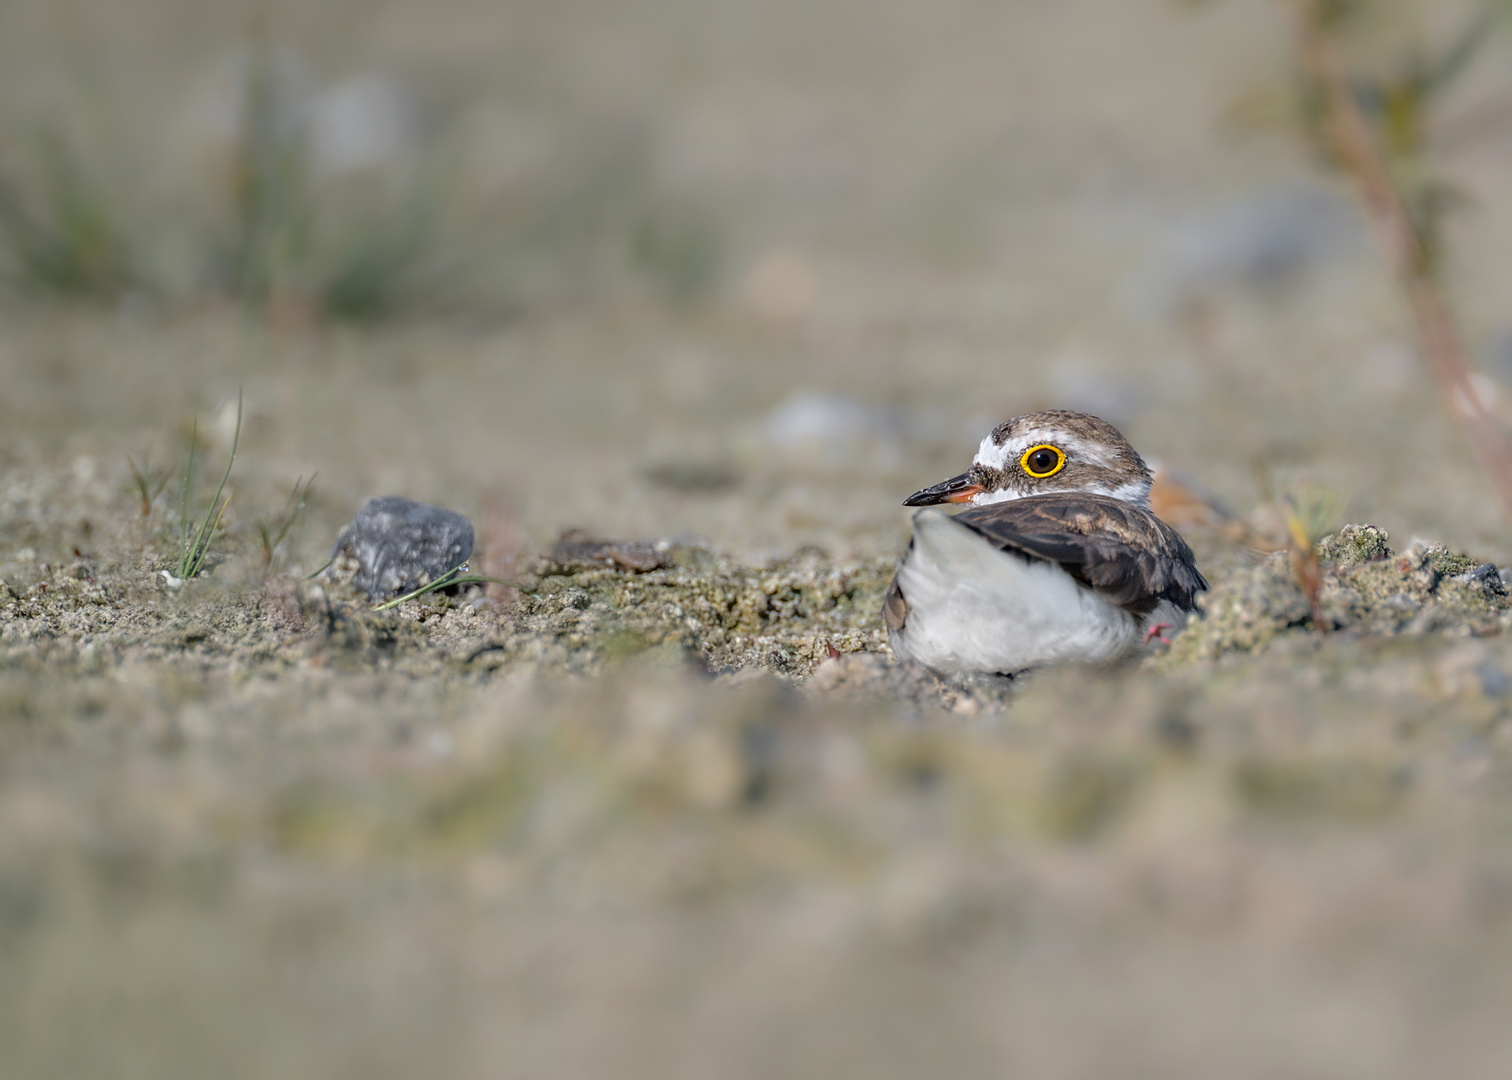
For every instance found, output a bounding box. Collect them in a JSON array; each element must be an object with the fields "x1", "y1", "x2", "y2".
[{"x1": 1019, "y1": 444, "x2": 1066, "y2": 478}]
